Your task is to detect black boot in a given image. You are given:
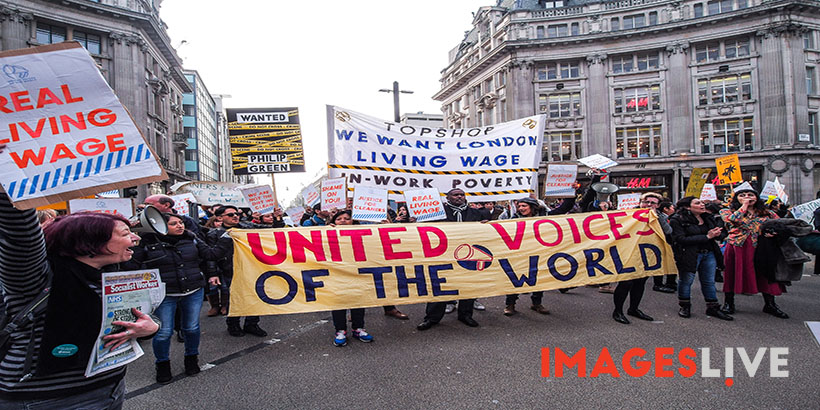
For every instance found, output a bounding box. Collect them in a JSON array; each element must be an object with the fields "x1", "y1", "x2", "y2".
[
  {"x1": 184, "y1": 355, "x2": 200, "y2": 376},
  {"x1": 721, "y1": 292, "x2": 735, "y2": 314},
  {"x1": 706, "y1": 301, "x2": 733, "y2": 321},
  {"x1": 678, "y1": 299, "x2": 691, "y2": 318},
  {"x1": 762, "y1": 294, "x2": 789, "y2": 319},
  {"x1": 156, "y1": 360, "x2": 172, "y2": 384},
  {"x1": 714, "y1": 269, "x2": 724, "y2": 283}
]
